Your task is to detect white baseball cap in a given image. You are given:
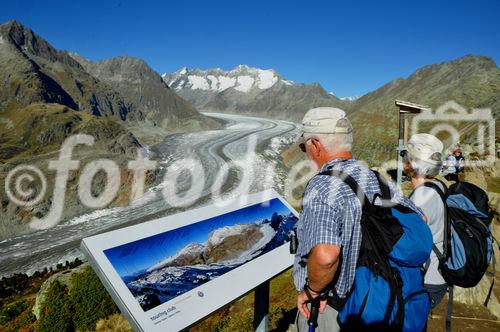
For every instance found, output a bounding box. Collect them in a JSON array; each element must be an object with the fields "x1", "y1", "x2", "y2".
[
  {"x1": 406, "y1": 133, "x2": 443, "y2": 165},
  {"x1": 301, "y1": 107, "x2": 352, "y2": 134}
]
